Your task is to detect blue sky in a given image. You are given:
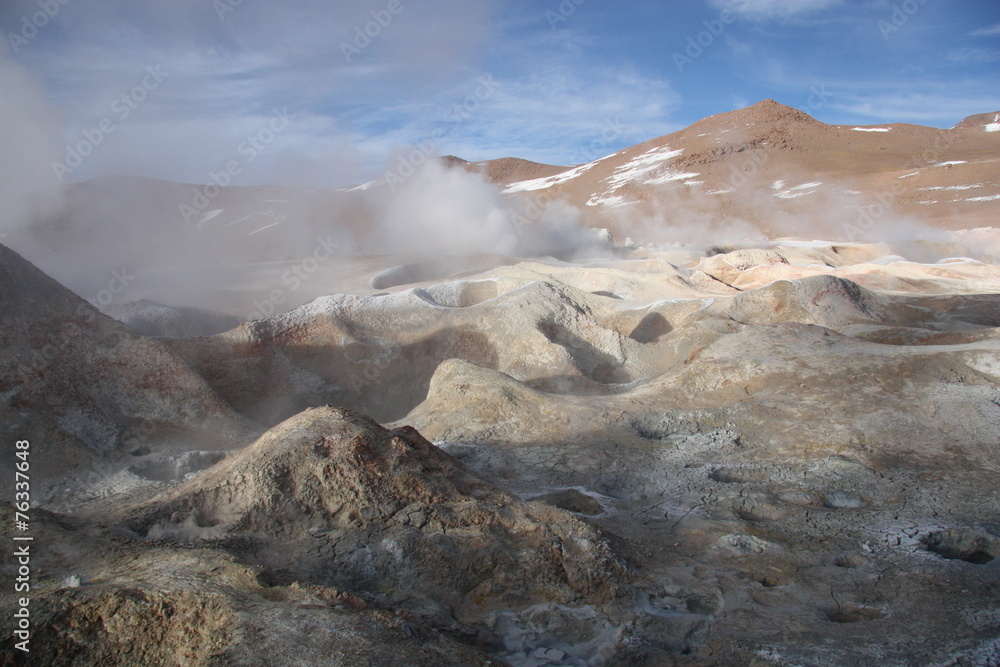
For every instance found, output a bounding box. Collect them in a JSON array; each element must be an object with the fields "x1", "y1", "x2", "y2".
[{"x1": 2, "y1": 0, "x2": 999, "y2": 188}]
